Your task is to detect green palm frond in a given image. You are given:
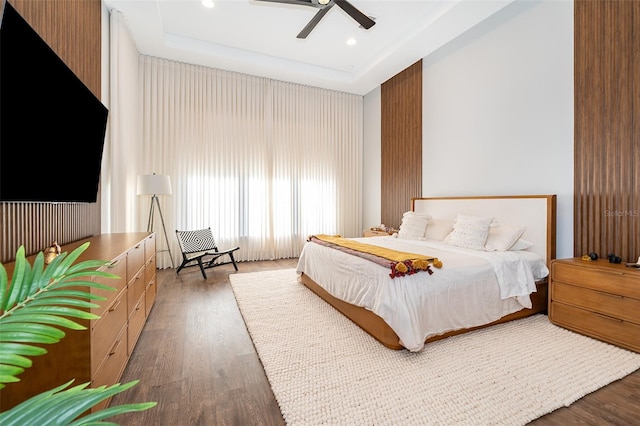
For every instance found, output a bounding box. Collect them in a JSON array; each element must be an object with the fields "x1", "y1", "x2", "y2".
[
  {"x1": 0, "y1": 243, "x2": 156, "y2": 424},
  {"x1": 0, "y1": 380, "x2": 156, "y2": 426},
  {"x1": 0, "y1": 243, "x2": 118, "y2": 387}
]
